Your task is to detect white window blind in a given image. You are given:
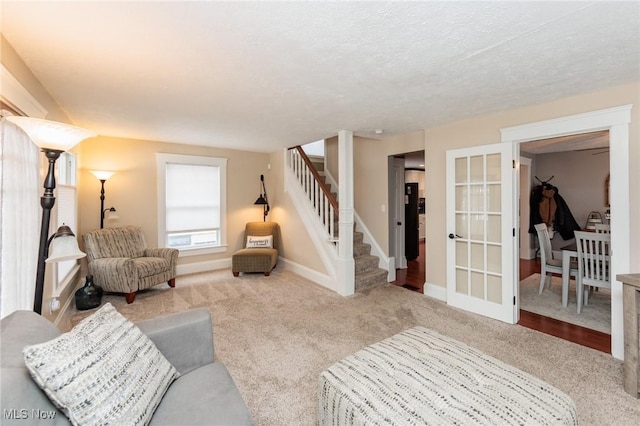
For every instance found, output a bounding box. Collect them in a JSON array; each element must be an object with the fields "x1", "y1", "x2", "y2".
[
  {"x1": 157, "y1": 153, "x2": 227, "y2": 254},
  {"x1": 55, "y1": 184, "x2": 76, "y2": 286},
  {"x1": 166, "y1": 163, "x2": 220, "y2": 232}
]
